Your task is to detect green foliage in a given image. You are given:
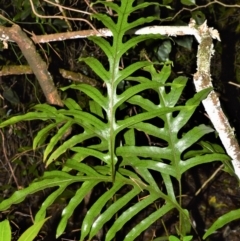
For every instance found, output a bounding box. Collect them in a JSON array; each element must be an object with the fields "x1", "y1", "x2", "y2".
[
  {"x1": 0, "y1": 218, "x2": 49, "y2": 241},
  {"x1": 0, "y1": 0, "x2": 233, "y2": 240},
  {"x1": 203, "y1": 208, "x2": 240, "y2": 239},
  {"x1": 0, "y1": 220, "x2": 11, "y2": 241},
  {"x1": 169, "y1": 235, "x2": 193, "y2": 241},
  {"x1": 180, "y1": 0, "x2": 196, "y2": 6}
]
